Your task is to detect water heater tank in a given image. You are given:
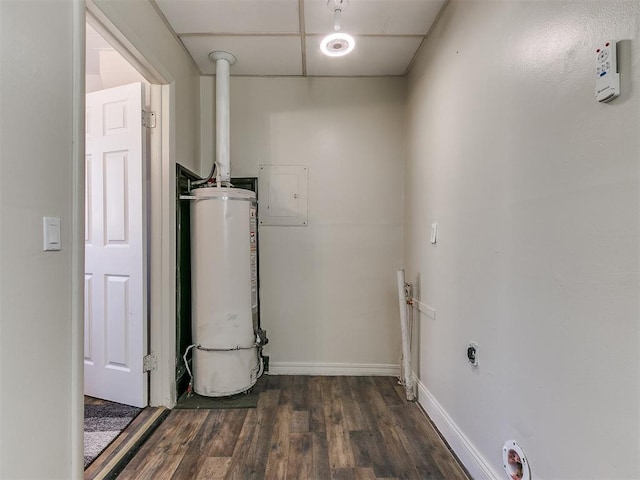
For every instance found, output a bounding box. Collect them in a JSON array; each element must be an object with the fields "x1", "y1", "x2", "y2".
[{"x1": 190, "y1": 187, "x2": 259, "y2": 396}]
